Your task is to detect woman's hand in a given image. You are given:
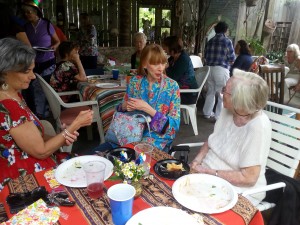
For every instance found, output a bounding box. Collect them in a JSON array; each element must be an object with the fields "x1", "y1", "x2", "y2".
[
  {"x1": 64, "y1": 131, "x2": 79, "y2": 146},
  {"x1": 73, "y1": 110, "x2": 94, "y2": 128},
  {"x1": 126, "y1": 98, "x2": 156, "y2": 116}
]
